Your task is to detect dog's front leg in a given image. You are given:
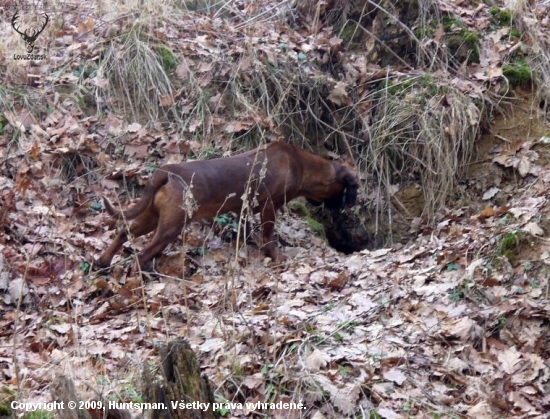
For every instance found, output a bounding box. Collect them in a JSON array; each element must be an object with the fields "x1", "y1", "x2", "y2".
[{"x1": 260, "y1": 205, "x2": 281, "y2": 261}]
